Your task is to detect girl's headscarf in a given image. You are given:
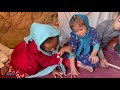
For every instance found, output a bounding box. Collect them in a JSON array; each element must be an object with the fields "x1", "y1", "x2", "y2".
[
  {"x1": 24, "y1": 23, "x2": 60, "y2": 56},
  {"x1": 69, "y1": 14, "x2": 92, "y2": 59}
]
